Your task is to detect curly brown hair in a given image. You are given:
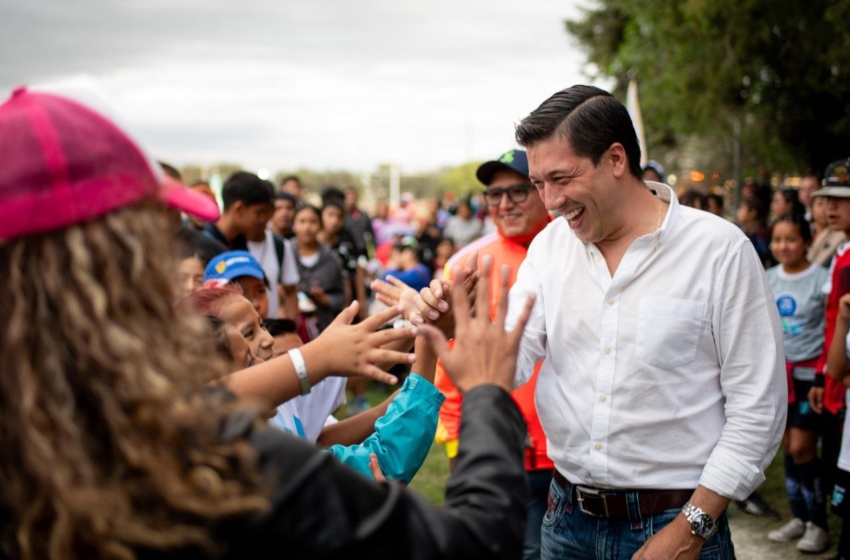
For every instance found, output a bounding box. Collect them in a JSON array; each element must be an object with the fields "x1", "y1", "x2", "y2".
[{"x1": 0, "y1": 201, "x2": 269, "y2": 560}]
